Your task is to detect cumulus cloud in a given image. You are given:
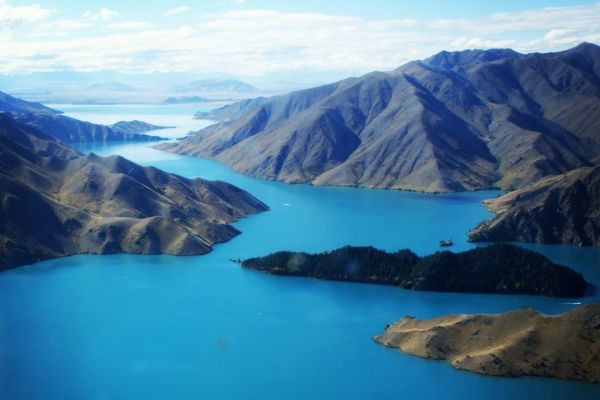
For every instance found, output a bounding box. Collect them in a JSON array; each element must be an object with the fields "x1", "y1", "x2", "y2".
[
  {"x1": 428, "y1": 4, "x2": 600, "y2": 34},
  {"x1": 164, "y1": 6, "x2": 190, "y2": 17},
  {"x1": 106, "y1": 21, "x2": 152, "y2": 30},
  {"x1": 83, "y1": 8, "x2": 119, "y2": 21},
  {"x1": 36, "y1": 19, "x2": 91, "y2": 32},
  {"x1": 1, "y1": 3, "x2": 600, "y2": 75},
  {"x1": 216, "y1": 0, "x2": 246, "y2": 6},
  {"x1": 432, "y1": 3, "x2": 600, "y2": 54},
  {"x1": 0, "y1": 1, "x2": 55, "y2": 30}
]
